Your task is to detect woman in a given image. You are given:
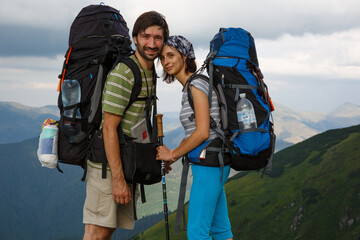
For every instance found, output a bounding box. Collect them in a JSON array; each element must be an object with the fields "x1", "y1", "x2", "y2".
[{"x1": 156, "y1": 35, "x2": 233, "y2": 240}]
